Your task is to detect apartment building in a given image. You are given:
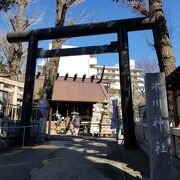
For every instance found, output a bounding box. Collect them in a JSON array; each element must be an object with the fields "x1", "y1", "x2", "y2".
[{"x1": 94, "y1": 60, "x2": 144, "y2": 104}]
